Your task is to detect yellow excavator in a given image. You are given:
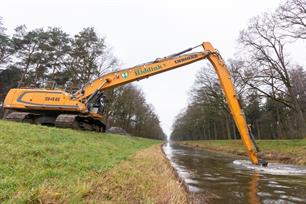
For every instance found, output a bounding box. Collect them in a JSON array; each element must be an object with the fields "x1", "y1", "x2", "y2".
[{"x1": 2, "y1": 42, "x2": 267, "y2": 166}]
